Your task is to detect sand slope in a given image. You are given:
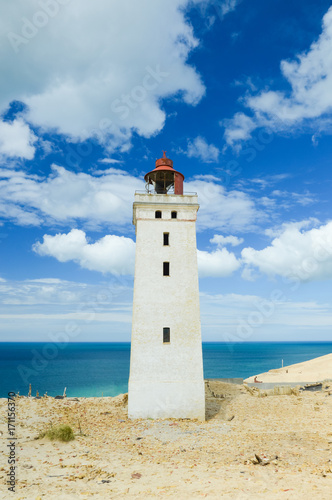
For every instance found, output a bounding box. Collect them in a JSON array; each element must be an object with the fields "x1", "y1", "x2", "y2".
[{"x1": 244, "y1": 352, "x2": 332, "y2": 383}]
